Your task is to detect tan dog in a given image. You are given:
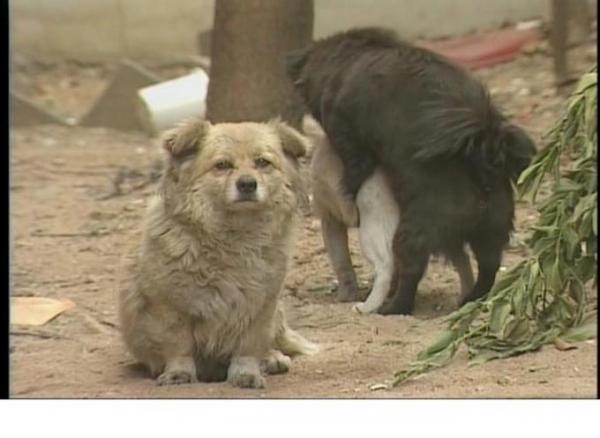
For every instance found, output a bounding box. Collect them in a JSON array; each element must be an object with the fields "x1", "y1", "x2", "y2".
[{"x1": 118, "y1": 119, "x2": 318, "y2": 389}]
